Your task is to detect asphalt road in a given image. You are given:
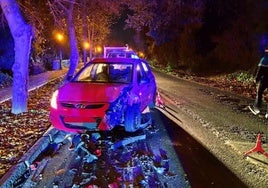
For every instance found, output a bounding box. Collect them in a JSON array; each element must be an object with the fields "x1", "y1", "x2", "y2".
[
  {"x1": 156, "y1": 108, "x2": 247, "y2": 187},
  {"x1": 153, "y1": 69, "x2": 268, "y2": 187}
]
